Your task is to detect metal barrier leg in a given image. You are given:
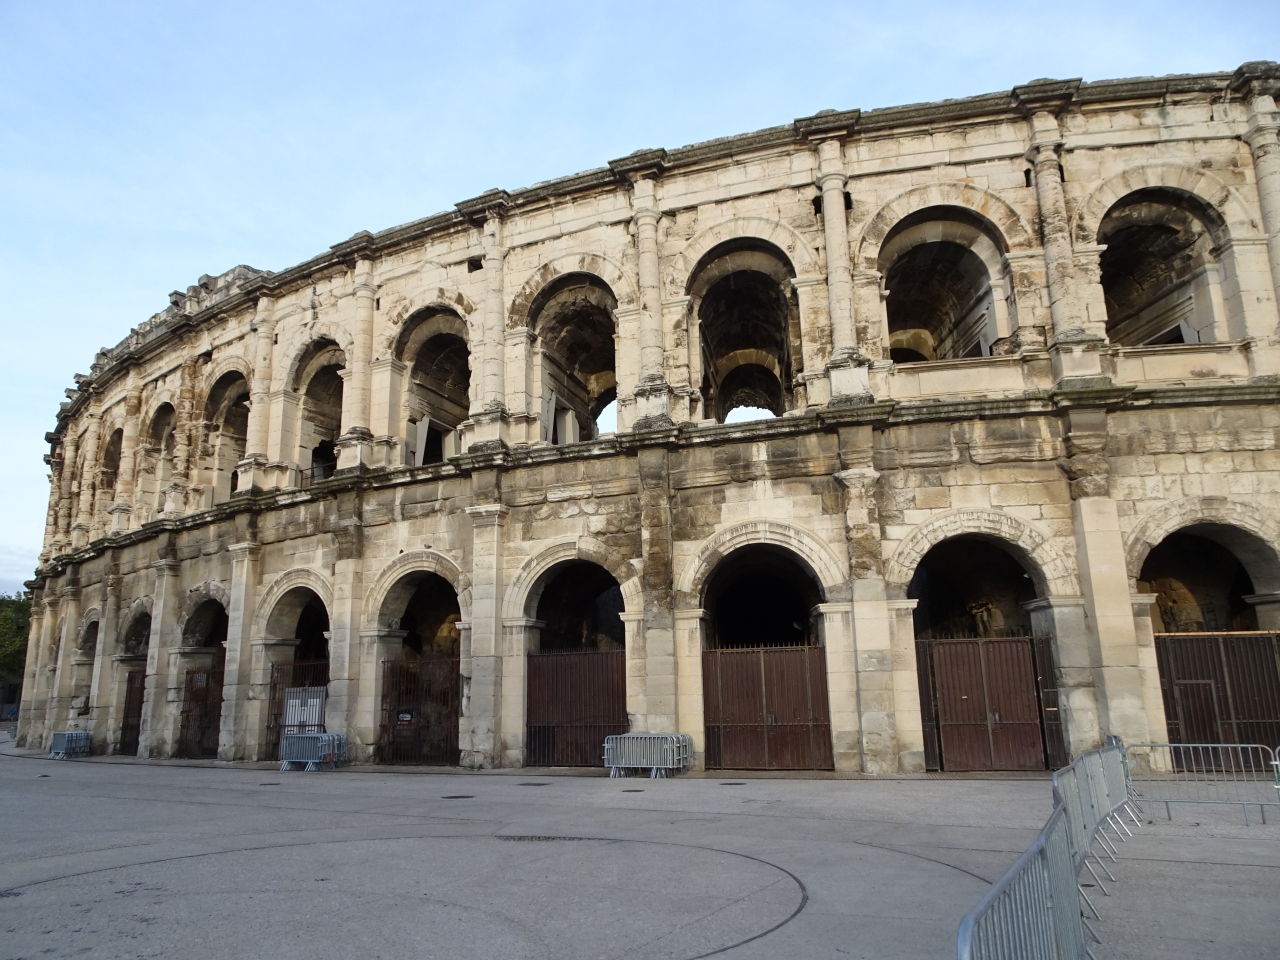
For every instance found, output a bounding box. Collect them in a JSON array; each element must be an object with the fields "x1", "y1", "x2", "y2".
[
  {"x1": 1083, "y1": 858, "x2": 1111, "y2": 893},
  {"x1": 1080, "y1": 882, "x2": 1103, "y2": 918}
]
